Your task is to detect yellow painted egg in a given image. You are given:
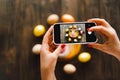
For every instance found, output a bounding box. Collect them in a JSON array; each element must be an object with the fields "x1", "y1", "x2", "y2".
[
  {"x1": 47, "y1": 14, "x2": 59, "y2": 25},
  {"x1": 59, "y1": 44, "x2": 81, "y2": 60},
  {"x1": 61, "y1": 14, "x2": 75, "y2": 22},
  {"x1": 78, "y1": 52, "x2": 91, "y2": 63},
  {"x1": 63, "y1": 64, "x2": 76, "y2": 74},
  {"x1": 32, "y1": 44, "x2": 41, "y2": 55},
  {"x1": 33, "y1": 25, "x2": 46, "y2": 37}
]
